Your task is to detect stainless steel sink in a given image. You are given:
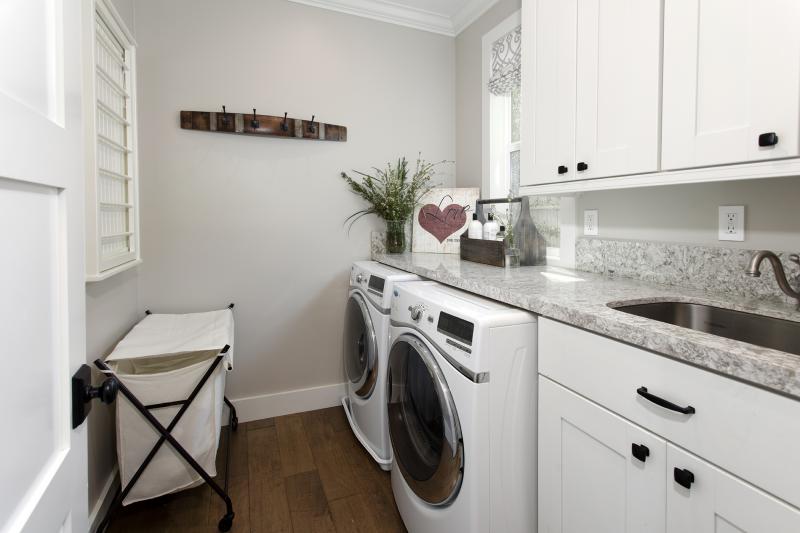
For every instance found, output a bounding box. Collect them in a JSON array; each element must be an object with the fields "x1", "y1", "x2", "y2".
[{"x1": 612, "y1": 301, "x2": 800, "y2": 356}]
